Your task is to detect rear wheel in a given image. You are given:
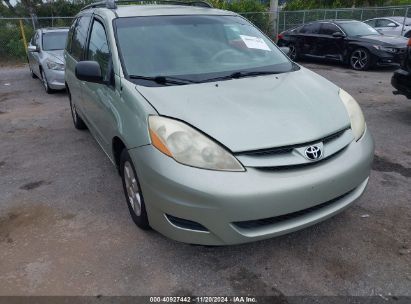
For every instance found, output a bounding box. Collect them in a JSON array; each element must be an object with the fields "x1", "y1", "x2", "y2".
[
  {"x1": 69, "y1": 92, "x2": 87, "y2": 130},
  {"x1": 350, "y1": 48, "x2": 371, "y2": 71},
  {"x1": 288, "y1": 43, "x2": 299, "y2": 61},
  {"x1": 120, "y1": 149, "x2": 150, "y2": 230}
]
